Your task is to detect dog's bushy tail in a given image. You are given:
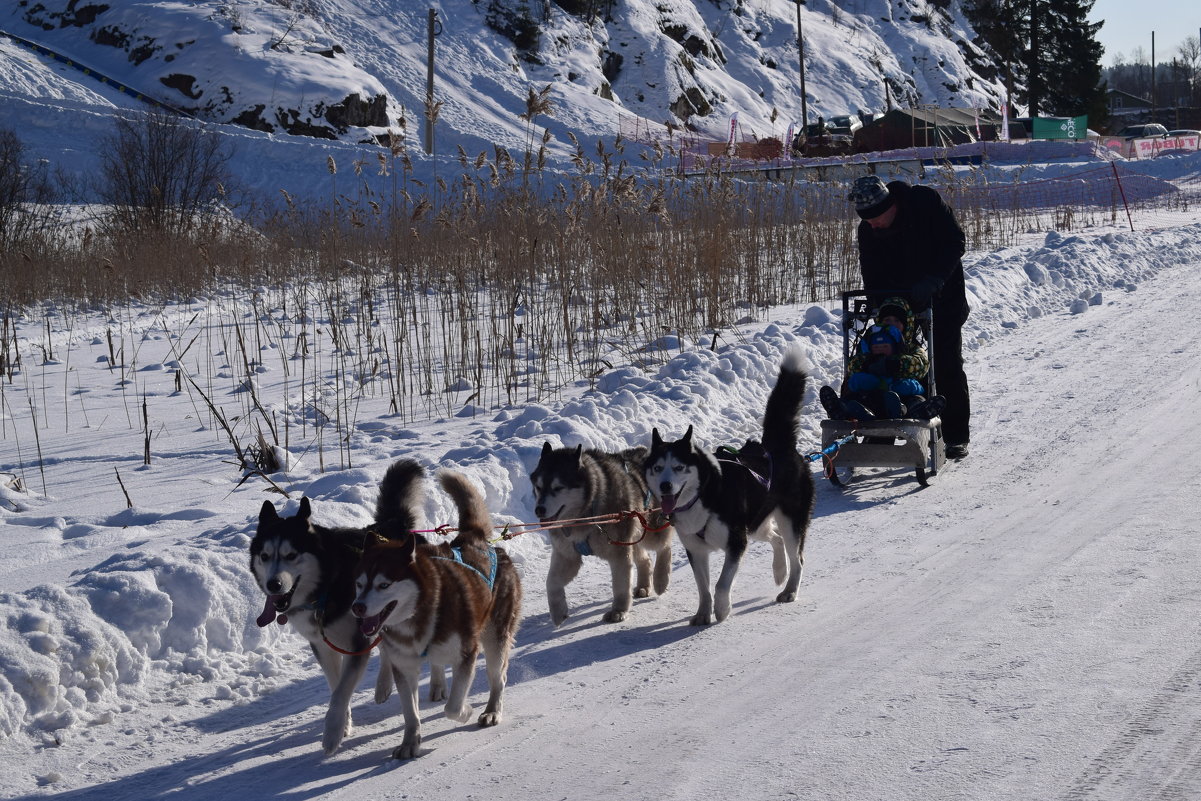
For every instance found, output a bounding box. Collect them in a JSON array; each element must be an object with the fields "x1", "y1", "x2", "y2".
[
  {"x1": 438, "y1": 469, "x2": 493, "y2": 543},
  {"x1": 762, "y1": 348, "x2": 808, "y2": 453},
  {"x1": 375, "y1": 459, "x2": 425, "y2": 529}
]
